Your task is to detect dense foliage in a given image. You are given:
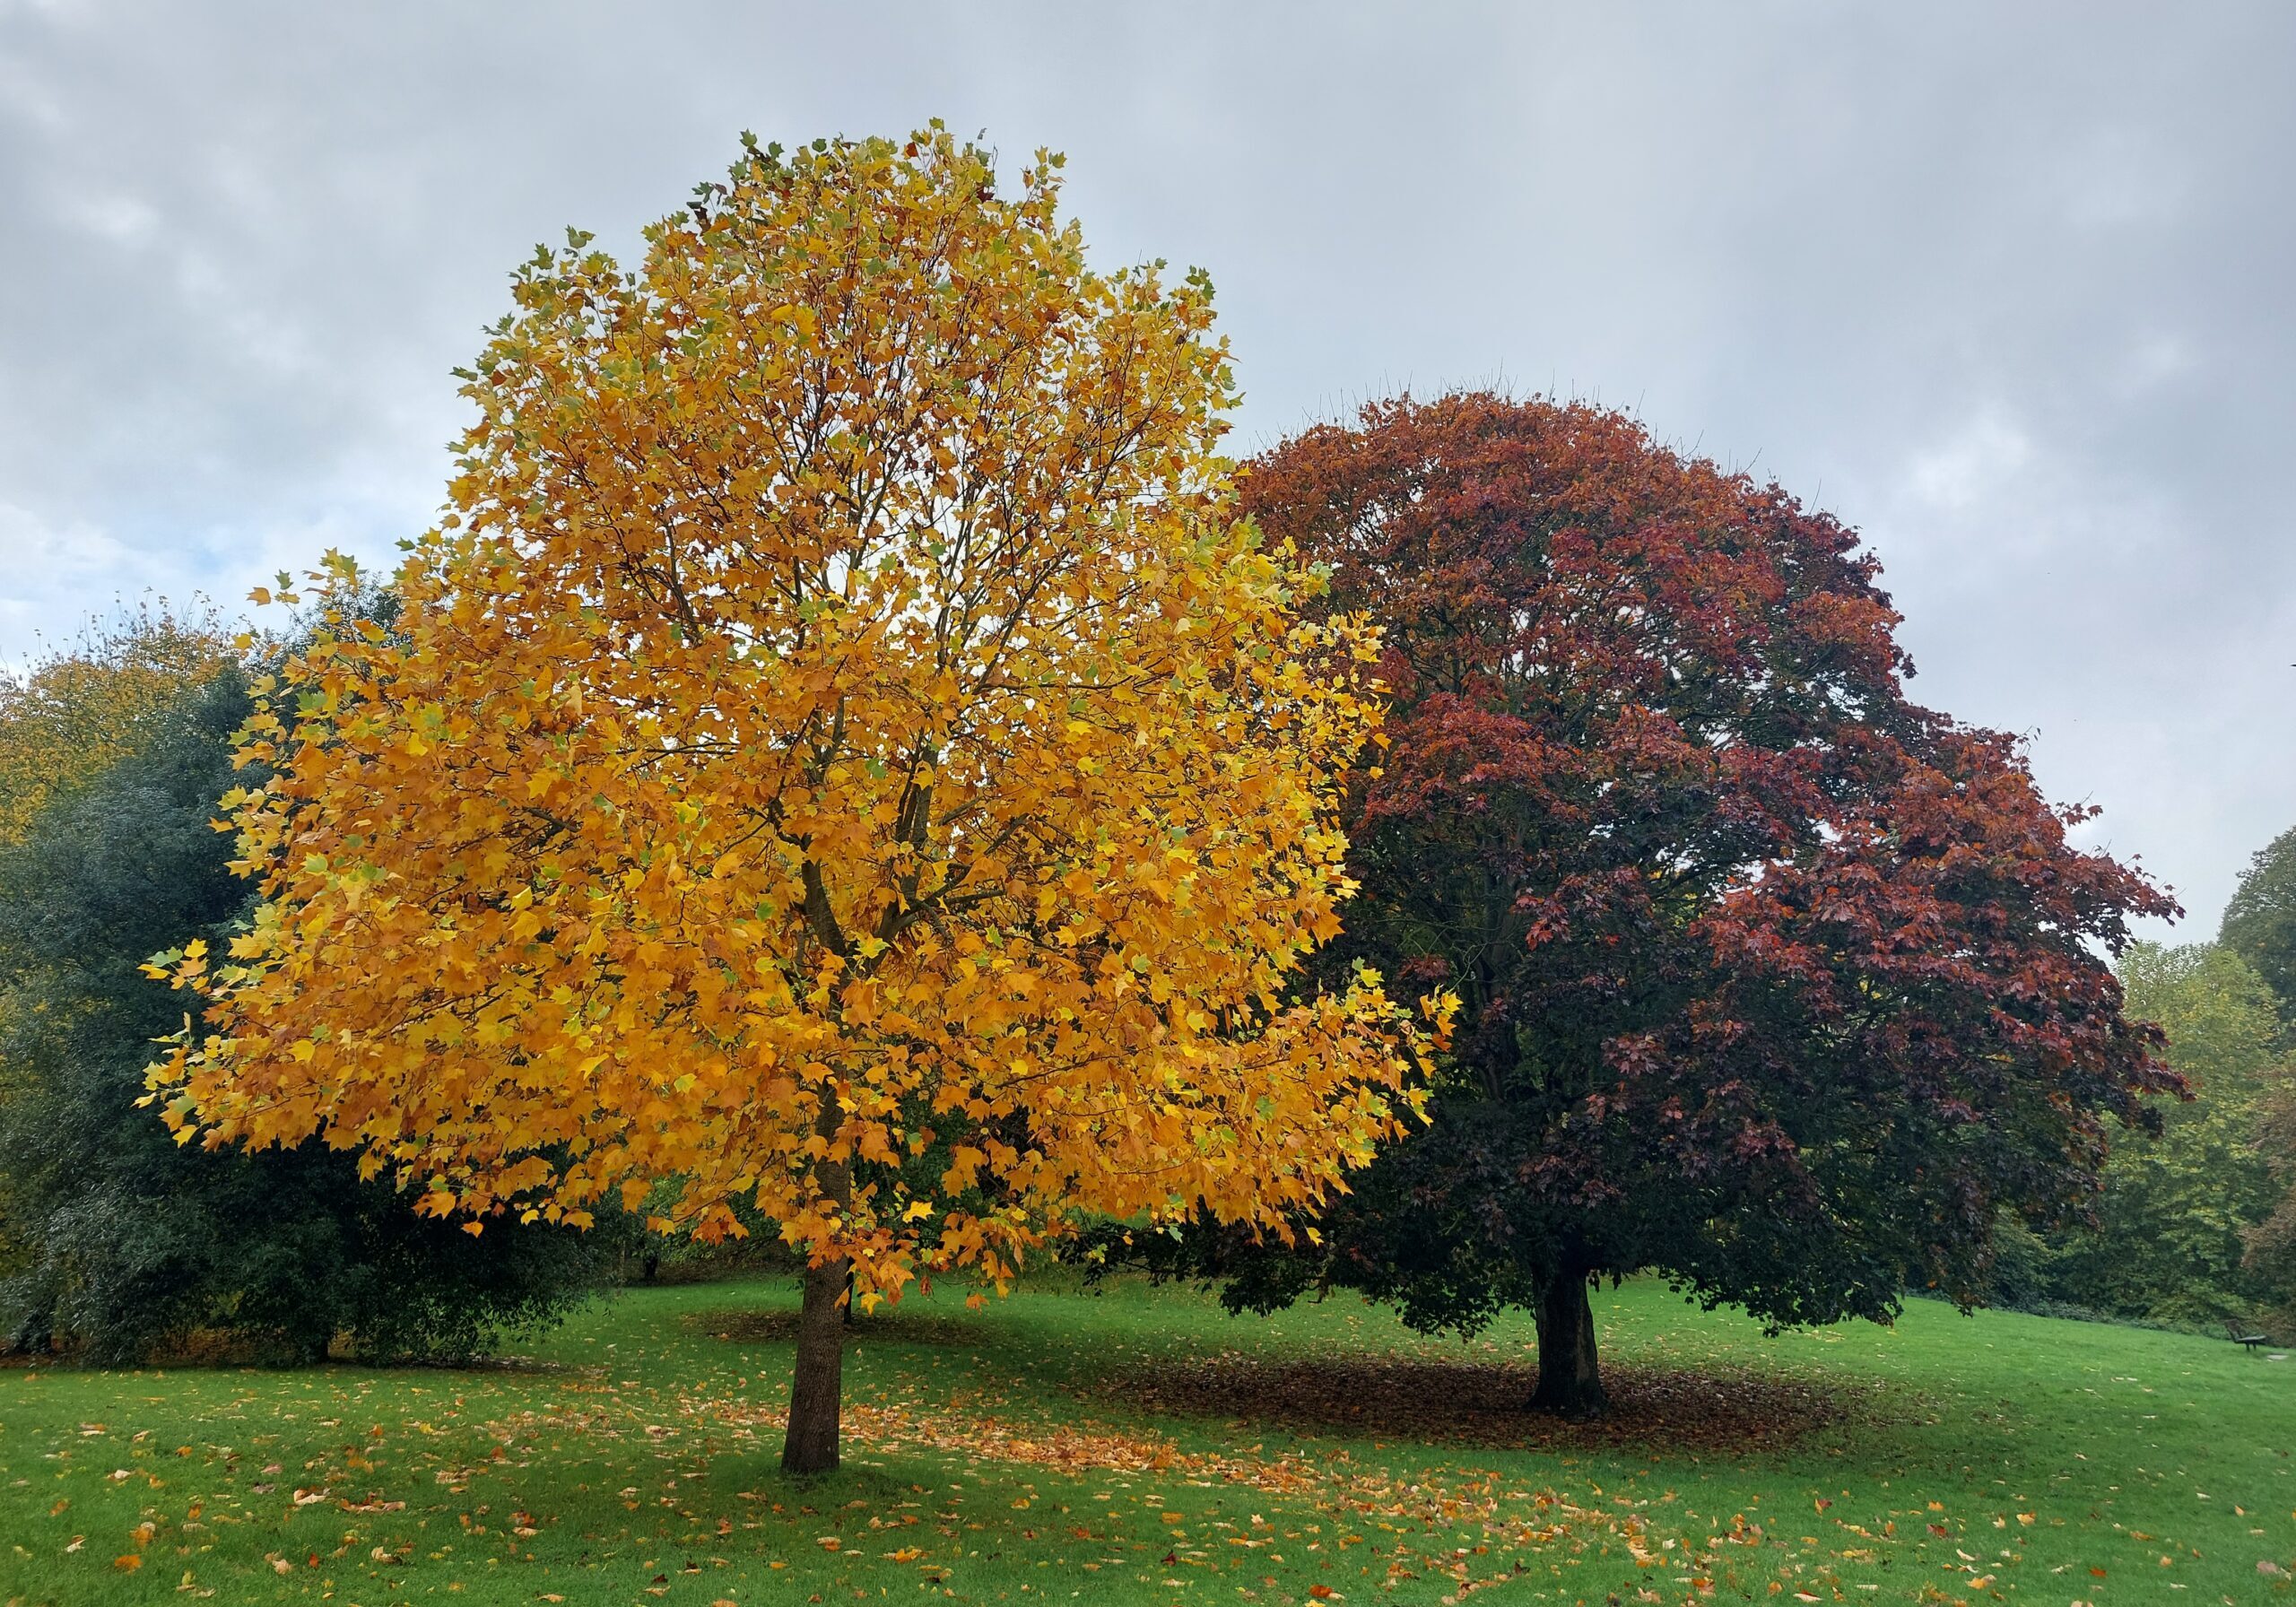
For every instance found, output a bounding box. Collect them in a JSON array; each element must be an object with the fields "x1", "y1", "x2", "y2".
[
  {"x1": 2222, "y1": 823, "x2": 2296, "y2": 1027},
  {"x1": 146, "y1": 131, "x2": 1440, "y2": 1469},
  {"x1": 2228, "y1": 823, "x2": 2296, "y2": 1328},
  {"x1": 0, "y1": 605, "x2": 231, "y2": 849},
  {"x1": 1988, "y1": 942, "x2": 2287, "y2": 1325},
  {"x1": 1159, "y1": 393, "x2": 2178, "y2": 1413},
  {"x1": 0, "y1": 641, "x2": 614, "y2": 1365},
  {"x1": 2246, "y1": 1066, "x2": 2296, "y2": 1334}
]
